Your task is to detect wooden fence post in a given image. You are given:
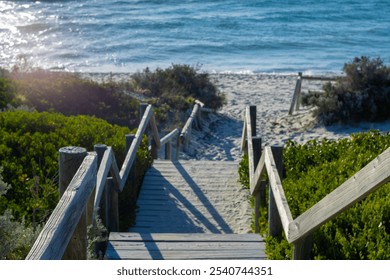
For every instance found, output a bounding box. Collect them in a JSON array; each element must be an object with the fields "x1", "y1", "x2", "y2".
[
  {"x1": 59, "y1": 146, "x2": 88, "y2": 260},
  {"x1": 295, "y1": 72, "x2": 303, "y2": 111},
  {"x1": 165, "y1": 140, "x2": 172, "y2": 160},
  {"x1": 176, "y1": 133, "x2": 181, "y2": 160},
  {"x1": 252, "y1": 136, "x2": 262, "y2": 233},
  {"x1": 268, "y1": 146, "x2": 284, "y2": 237},
  {"x1": 94, "y1": 144, "x2": 107, "y2": 220},
  {"x1": 293, "y1": 235, "x2": 313, "y2": 260},
  {"x1": 106, "y1": 178, "x2": 119, "y2": 232},
  {"x1": 289, "y1": 72, "x2": 303, "y2": 115},
  {"x1": 249, "y1": 106, "x2": 256, "y2": 136},
  {"x1": 93, "y1": 144, "x2": 107, "y2": 258}
]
